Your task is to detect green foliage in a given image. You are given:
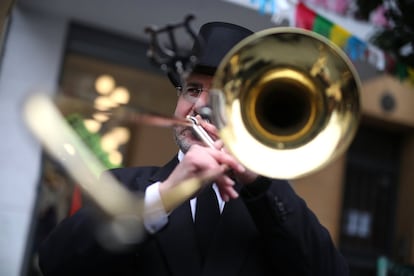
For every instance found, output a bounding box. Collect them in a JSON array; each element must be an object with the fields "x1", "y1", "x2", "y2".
[
  {"x1": 356, "y1": 0, "x2": 414, "y2": 68},
  {"x1": 354, "y1": 0, "x2": 382, "y2": 20}
]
